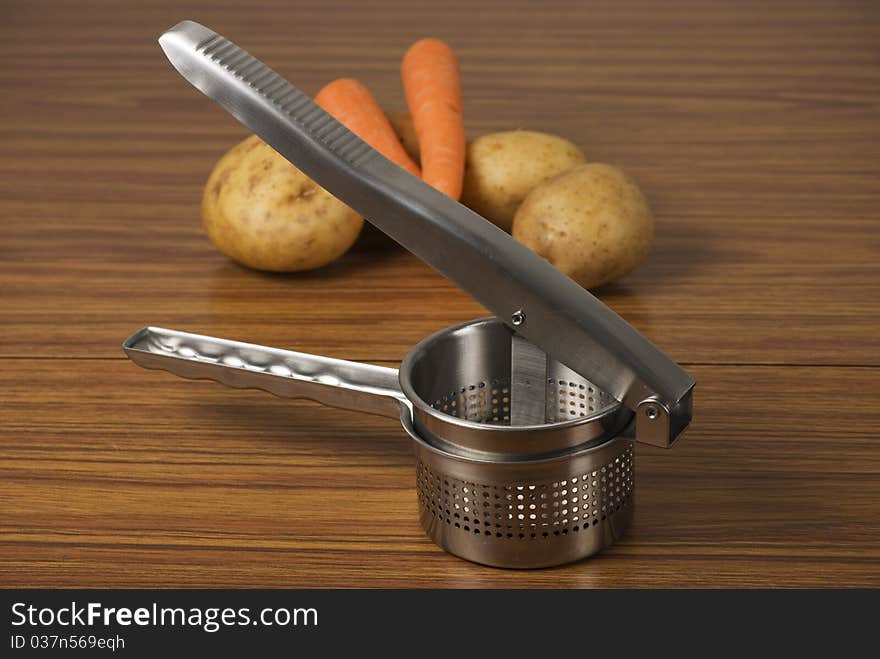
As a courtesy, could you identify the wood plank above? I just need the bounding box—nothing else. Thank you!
[1,359,877,587]
[1,0,878,363]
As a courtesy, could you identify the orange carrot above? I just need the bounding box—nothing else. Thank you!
[316,78,421,178]
[401,38,465,200]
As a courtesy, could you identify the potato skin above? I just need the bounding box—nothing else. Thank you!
[384,110,420,164]
[461,131,585,231]
[202,136,363,272]
[512,163,653,289]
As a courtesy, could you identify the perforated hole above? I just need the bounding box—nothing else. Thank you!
[432,377,615,426]
[416,446,635,541]
[550,378,598,421]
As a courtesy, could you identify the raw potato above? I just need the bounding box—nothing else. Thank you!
[202,135,363,272]
[512,163,653,289]
[385,110,421,164]
[461,130,585,231]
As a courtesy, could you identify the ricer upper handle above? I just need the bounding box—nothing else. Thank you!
[158,20,694,446]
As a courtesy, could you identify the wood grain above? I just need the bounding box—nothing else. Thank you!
[1,0,879,587]
[2,360,878,587]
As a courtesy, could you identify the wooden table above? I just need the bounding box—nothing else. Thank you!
[2,0,878,588]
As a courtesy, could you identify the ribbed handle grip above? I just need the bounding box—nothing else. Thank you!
[123,327,408,420]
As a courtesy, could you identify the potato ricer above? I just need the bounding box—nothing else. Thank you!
[124,20,695,568]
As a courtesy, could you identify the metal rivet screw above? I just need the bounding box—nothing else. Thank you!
[644,406,659,420]
[511,309,525,326]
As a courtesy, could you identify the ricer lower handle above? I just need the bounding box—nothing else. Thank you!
[123,327,409,420]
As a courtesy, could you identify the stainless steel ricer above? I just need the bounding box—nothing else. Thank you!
[124,20,694,568]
